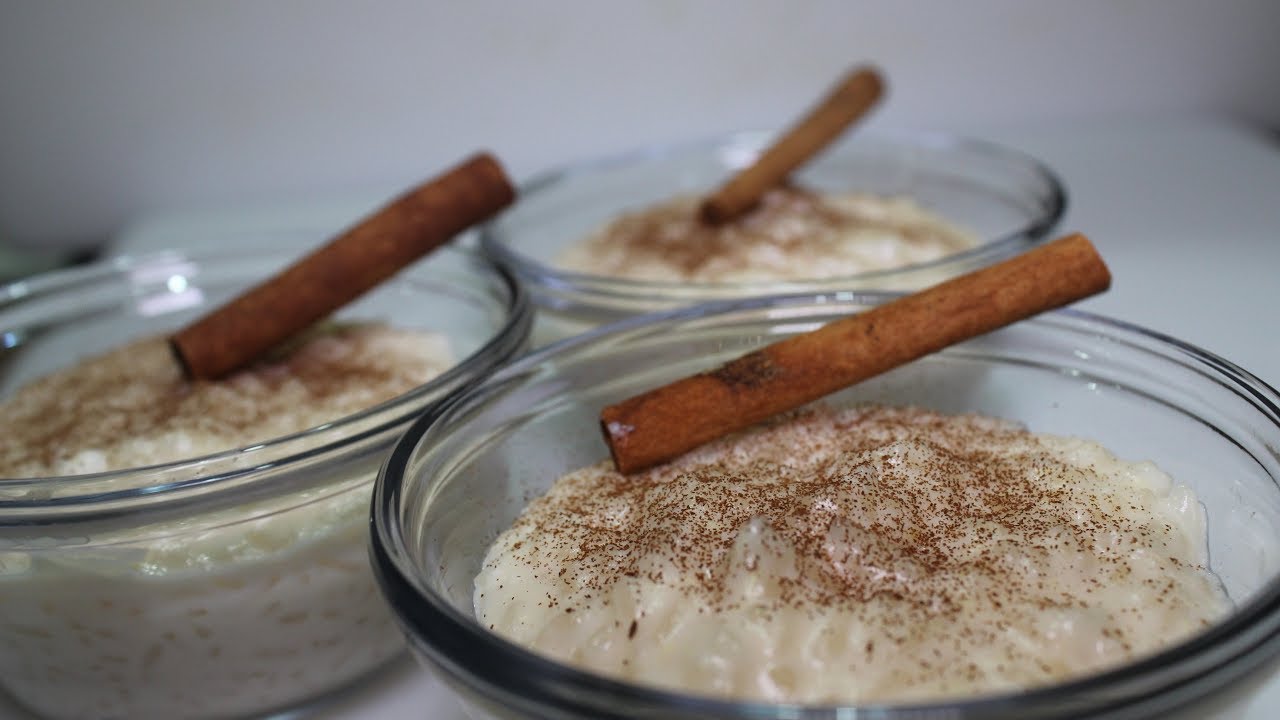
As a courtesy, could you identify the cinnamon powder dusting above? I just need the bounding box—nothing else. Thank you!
[0,324,452,477]
[475,404,1229,703]
[555,186,981,283]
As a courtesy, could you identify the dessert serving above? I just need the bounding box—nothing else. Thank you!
[0,325,454,719]
[371,234,1280,719]
[555,68,979,284]
[481,67,1065,343]
[0,155,531,719]
[476,403,1229,703]
[479,236,1205,701]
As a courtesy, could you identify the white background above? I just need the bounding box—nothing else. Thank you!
[1,0,1278,250]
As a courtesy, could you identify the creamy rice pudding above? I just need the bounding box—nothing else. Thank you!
[476,404,1229,703]
[0,324,453,719]
[556,186,980,283]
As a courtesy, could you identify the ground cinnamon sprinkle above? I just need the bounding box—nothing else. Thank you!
[0,324,452,477]
[620,186,853,274]
[475,404,1230,703]
[509,406,1084,613]
[556,186,980,283]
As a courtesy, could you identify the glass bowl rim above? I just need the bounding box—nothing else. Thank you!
[372,290,1280,718]
[0,242,533,510]
[479,128,1069,298]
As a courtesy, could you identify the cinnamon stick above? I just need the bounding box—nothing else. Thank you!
[699,65,885,225]
[170,152,515,380]
[600,233,1111,474]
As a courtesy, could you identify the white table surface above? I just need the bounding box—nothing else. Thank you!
[4,116,1278,719]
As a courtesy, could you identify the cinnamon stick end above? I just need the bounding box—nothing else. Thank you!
[464,152,518,210]
[1056,233,1112,296]
[168,336,198,380]
[170,324,247,381]
[699,196,753,226]
[599,413,635,474]
[849,65,886,103]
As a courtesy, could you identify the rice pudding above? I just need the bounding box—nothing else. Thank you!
[0,324,453,719]
[475,404,1230,703]
[555,186,980,283]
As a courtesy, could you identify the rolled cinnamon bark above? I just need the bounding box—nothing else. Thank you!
[600,233,1111,474]
[700,66,885,225]
[170,152,515,380]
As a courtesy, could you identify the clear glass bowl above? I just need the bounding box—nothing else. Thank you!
[372,292,1280,720]
[0,239,531,720]
[480,131,1067,344]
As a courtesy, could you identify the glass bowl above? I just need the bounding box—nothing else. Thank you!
[480,130,1067,344]
[371,292,1280,720]
[0,239,531,720]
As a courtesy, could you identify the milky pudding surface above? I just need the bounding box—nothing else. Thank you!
[0,323,452,477]
[475,405,1230,704]
[555,186,980,283]
[0,324,454,720]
